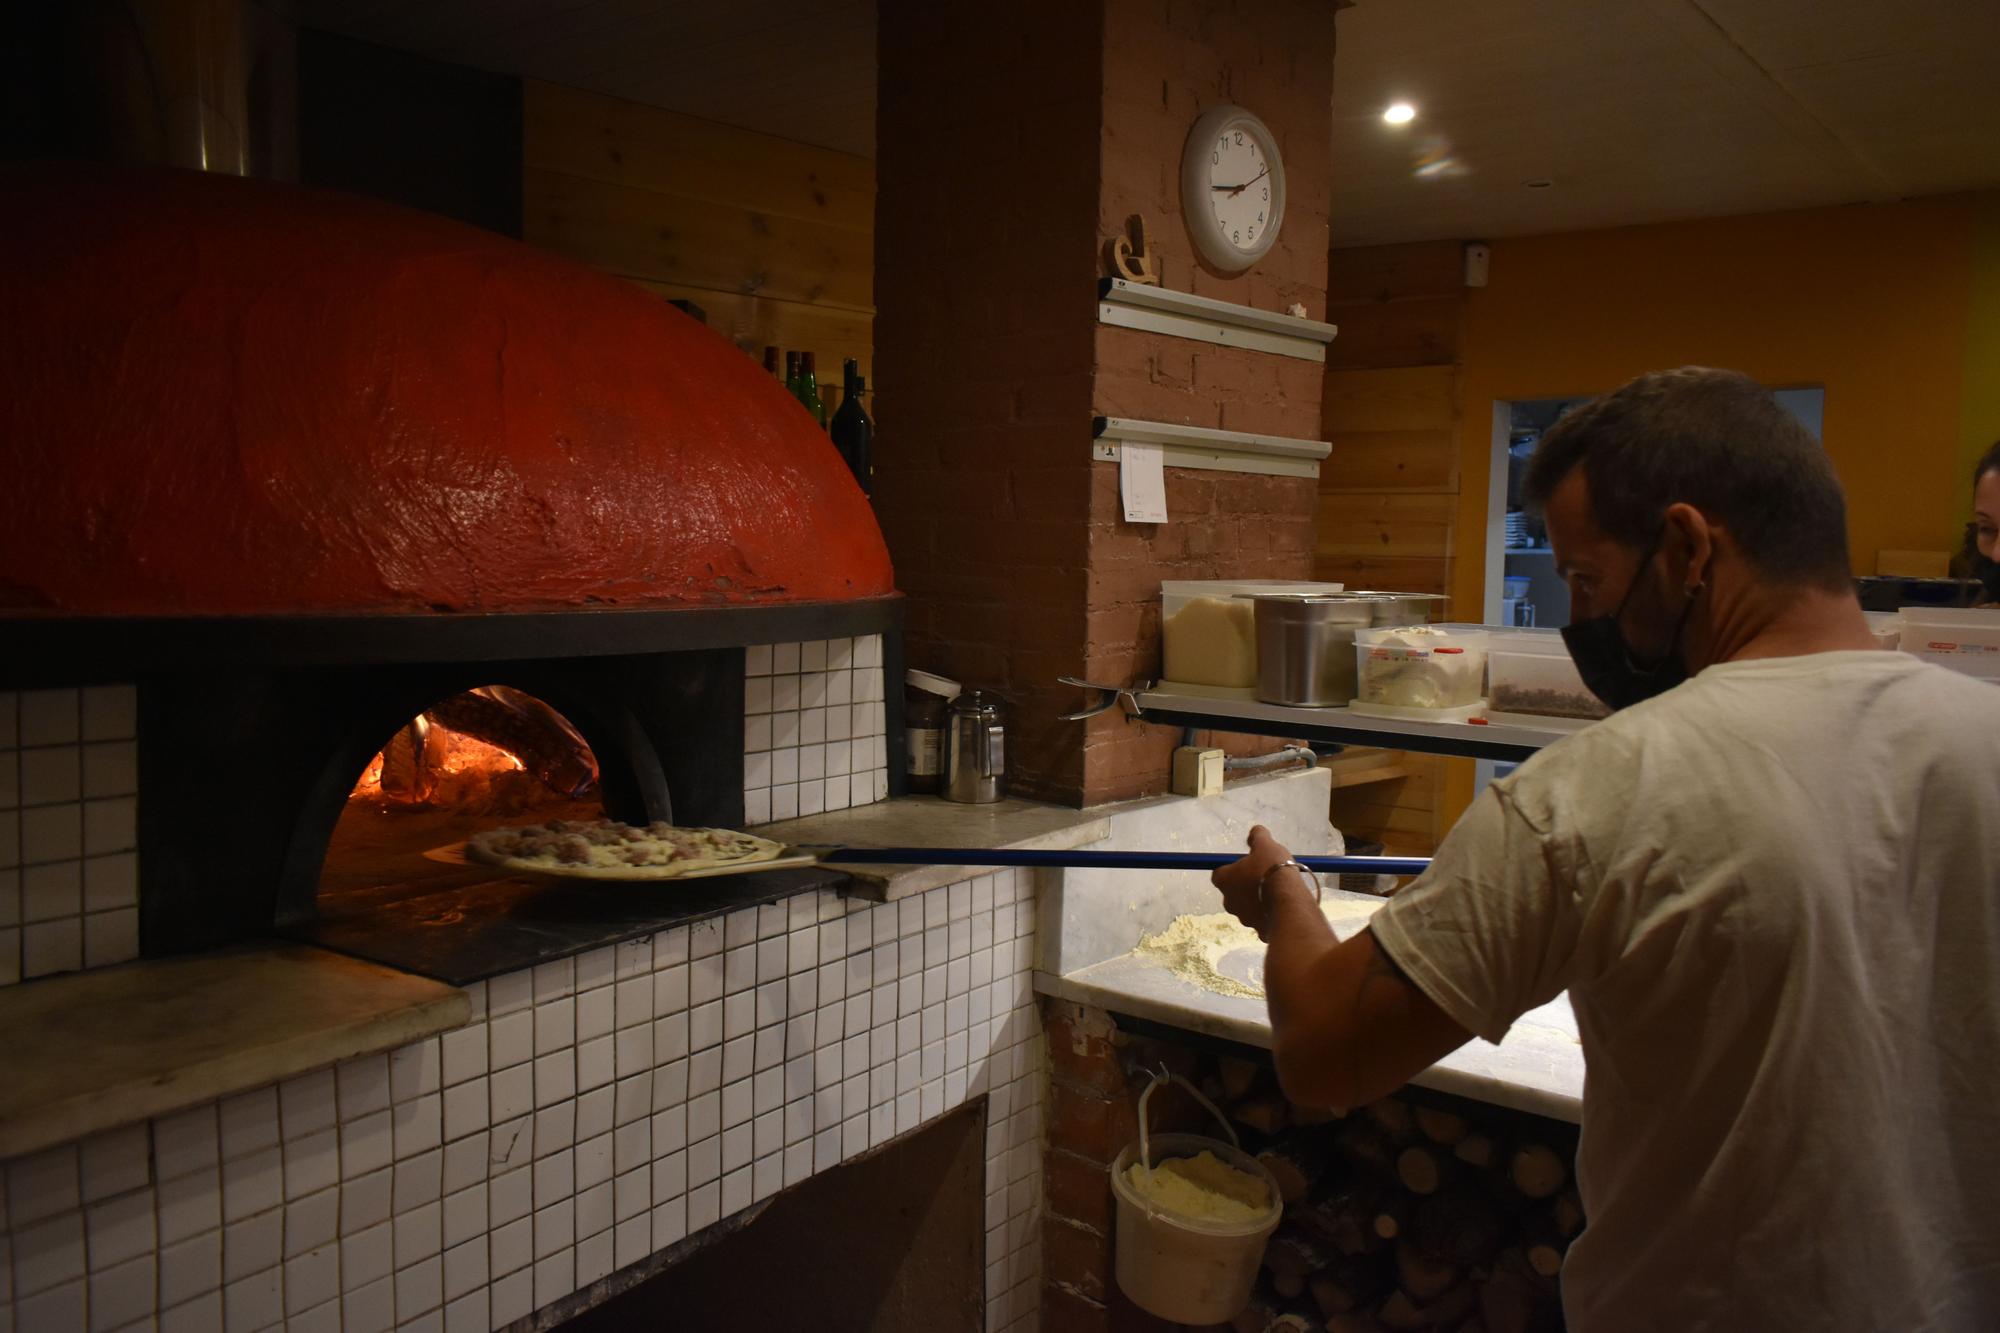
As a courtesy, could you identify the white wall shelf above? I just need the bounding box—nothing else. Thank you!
[1091,416,1331,479]
[1096,278,1338,362]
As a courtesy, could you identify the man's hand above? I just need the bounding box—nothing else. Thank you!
[1212,825,1475,1111]
[1212,825,1296,939]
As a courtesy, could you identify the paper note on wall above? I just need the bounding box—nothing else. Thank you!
[1120,442,1168,523]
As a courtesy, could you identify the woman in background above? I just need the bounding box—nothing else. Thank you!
[1961,441,2000,606]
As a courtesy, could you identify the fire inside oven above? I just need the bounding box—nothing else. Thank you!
[318,684,607,907]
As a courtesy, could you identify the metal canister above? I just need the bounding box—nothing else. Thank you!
[1251,594,1376,707]
[1343,591,1449,626]
[943,691,1007,803]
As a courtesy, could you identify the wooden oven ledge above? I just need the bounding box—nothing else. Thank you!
[0,945,469,1160]
[753,796,1113,902]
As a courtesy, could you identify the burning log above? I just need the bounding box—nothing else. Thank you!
[427,687,598,796]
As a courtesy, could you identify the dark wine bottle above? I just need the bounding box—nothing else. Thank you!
[763,345,781,378]
[798,352,826,427]
[830,358,873,495]
[784,350,801,400]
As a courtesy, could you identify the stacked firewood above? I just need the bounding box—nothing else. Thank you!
[1211,1059,1582,1333]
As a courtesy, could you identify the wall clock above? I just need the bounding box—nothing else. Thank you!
[1181,105,1286,273]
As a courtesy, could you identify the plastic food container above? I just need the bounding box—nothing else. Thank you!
[1353,625,1490,709]
[1897,607,2000,655]
[1906,651,2000,684]
[1861,612,1902,650]
[1111,1074,1281,1324]
[1343,590,1449,627]
[1486,628,1609,720]
[1160,579,1344,690]
[1899,607,2000,684]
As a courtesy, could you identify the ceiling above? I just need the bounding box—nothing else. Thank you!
[301,0,2000,244]
[1330,0,2000,244]
[300,0,879,158]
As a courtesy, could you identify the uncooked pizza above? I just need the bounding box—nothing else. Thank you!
[465,819,787,880]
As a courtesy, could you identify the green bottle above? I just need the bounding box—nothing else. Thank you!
[798,352,826,427]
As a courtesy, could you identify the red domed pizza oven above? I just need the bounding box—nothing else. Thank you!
[0,163,902,979]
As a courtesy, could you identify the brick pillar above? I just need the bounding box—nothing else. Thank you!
[876,3,1337,807]
[1041,1000,1216,1332]
[874,4,1105,803]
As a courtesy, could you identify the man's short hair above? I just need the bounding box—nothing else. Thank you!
[1523,367,1852,591]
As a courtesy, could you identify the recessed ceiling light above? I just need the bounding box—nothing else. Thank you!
[1383,103,1417,125]
[1523,178,1554,189]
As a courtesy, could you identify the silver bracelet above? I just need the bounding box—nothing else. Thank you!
[1258,858,1322,909]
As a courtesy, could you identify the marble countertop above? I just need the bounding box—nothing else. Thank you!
[1034,889,1585,1124]
[0,945,468,1160]
[754,795,1111,901]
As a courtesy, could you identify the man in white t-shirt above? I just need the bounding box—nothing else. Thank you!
[1215,368,2000,1331]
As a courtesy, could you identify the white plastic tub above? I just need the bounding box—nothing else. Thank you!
[1111,1076,1281,1324]
[1906,648,2000,684]
[1486,627,1608,720]
[1862,612,1903,650]
[1897,607,2000,656]
[1353,625,1489,709]
[1160,579,1344,689]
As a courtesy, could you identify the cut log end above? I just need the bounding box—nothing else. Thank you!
[1396,1145,1444,1196]
[1510,1144,1567,1200]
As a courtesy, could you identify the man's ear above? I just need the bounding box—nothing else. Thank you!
[1662,501,1715,590]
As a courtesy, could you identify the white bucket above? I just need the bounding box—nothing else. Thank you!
[1109,1073,1283,1324]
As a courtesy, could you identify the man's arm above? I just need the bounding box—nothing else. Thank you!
[1216,827,1472,1110]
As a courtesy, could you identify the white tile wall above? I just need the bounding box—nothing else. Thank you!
[0,638,889,991]
[0,872,1045,1333]
[0,687,141,986]
[743,636,889,826]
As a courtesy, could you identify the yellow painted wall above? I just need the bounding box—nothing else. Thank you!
[1959,195,2000,520]
[1450,198,1982,619]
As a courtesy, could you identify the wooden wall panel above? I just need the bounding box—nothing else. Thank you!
[1320,242,1475,852]
[525,81,873,232]
[1321,364,1458,434]
[521,79,874,390]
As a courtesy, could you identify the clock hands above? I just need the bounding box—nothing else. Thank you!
[1211,167,1271,197]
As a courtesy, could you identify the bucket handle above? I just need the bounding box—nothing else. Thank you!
[1138,1064,1239,1171]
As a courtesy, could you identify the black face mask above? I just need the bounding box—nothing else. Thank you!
[1560,526,1702,712]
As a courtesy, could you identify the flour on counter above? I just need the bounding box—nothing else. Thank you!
[1134,897,1391,1000]
[1133,912,1267,998]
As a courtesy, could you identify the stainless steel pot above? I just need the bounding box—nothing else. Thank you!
[1251,594,1376,707]
[1344,591,1450,626]
[943,691,1007,803]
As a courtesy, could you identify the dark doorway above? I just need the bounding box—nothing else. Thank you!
[567,1103,988,1333]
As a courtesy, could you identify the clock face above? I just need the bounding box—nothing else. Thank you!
[1181,106,1285,273]
[1207,125,1273,252]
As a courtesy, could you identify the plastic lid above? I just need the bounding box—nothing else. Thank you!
[905,669,962,699]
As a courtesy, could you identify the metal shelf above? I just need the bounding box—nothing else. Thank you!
[1133,689,1571,762]
[1097,278,1338,362]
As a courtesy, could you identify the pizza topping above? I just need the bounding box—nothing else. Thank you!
[465,818,783,879]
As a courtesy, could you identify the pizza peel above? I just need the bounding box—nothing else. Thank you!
[424,840,1429,883]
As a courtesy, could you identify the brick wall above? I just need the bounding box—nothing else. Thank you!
[1039,1001,1208,1333]
[874,1,1106,802]
[1083,0,1336,803]
[876,0,1337,806]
